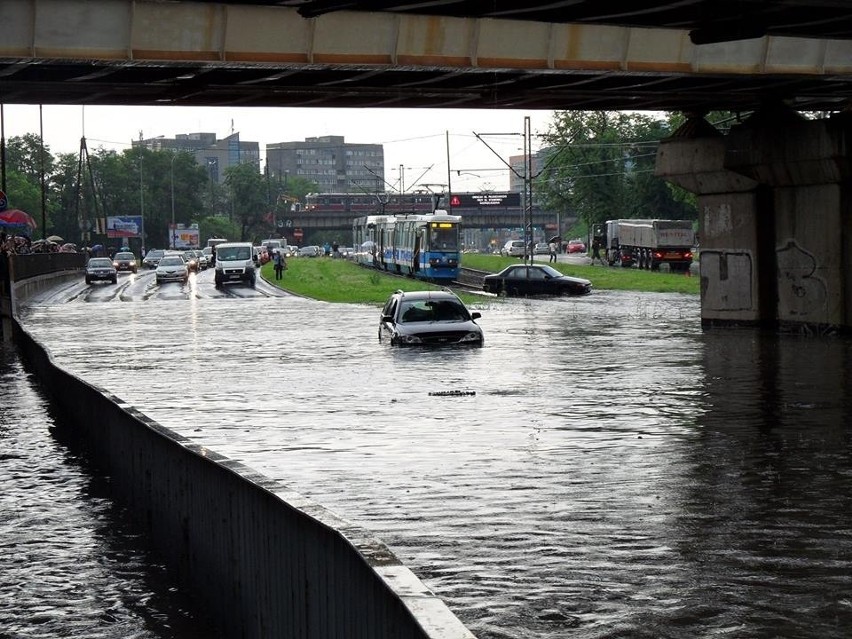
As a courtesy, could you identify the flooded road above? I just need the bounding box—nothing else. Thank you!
[13,266,852,638]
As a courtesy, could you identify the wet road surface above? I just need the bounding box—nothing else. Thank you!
[11,264,852,638]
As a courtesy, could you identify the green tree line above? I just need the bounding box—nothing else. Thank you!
[1,135,317,248]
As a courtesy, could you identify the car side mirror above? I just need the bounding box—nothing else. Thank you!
[471,312,481,320]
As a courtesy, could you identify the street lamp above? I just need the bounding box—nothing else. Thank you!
[170,153,177,250]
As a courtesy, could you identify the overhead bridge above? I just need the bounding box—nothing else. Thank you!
[2,0,852,111]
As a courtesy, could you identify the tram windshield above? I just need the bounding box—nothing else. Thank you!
[429,224,459,250]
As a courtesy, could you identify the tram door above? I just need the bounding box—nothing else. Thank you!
[413,231,422,273]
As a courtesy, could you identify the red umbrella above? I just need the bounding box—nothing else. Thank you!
[0,208,38,230]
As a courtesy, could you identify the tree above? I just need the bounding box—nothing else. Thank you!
[223,162,266,241]
[538,111,696,228]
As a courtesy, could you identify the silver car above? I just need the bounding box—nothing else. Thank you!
[155,255,189,285]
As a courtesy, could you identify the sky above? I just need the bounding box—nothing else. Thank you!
[1,104,557,193]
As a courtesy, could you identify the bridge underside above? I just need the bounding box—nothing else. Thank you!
[1,1,852,111]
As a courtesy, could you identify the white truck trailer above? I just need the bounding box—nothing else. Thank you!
[604,219,696,272]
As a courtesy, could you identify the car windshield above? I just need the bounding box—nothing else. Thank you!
[88,258,112,267]
[147,250,164,258]
[218,246,251,260]
[115,253,134,260]
[399,299,468,323]
[159,257,184,266]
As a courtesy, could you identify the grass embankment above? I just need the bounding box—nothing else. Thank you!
[262,253,699,304]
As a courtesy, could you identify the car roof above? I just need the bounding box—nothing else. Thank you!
[392,289,460,301]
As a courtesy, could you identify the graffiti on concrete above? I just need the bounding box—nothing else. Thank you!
[776,240,826,319]
[700,250,754,311]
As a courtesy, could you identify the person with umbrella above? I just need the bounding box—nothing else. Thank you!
[547,235,560,263]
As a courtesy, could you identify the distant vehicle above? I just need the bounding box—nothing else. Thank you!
[482,264,592,297]
[142,249,165,269]
[533,243,550,255]
[112,251,138,273]
[182,250,201,272]
[601,219,695,272]
[500,240,526,257]
[298,245,322,257]
[206,238,228,249]
[261,239,283,255]
[192,249,209,270]
[85,257,117,285]
[566,239,586,254]
[213,242,256,288]
[379,289,483,347]
[155,255,189,285]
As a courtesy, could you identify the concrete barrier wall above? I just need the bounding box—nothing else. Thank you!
[14,322,475,639]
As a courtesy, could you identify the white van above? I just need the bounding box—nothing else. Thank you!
[213,242,256,288]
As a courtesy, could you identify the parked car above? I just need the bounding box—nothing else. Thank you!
[112,251,138,273]
[533,243,551,255]
[567,239,587,254]
[500,240,526,257]
[378,289,483,346]
[482,264,592,297]
[155,255,189,285]
[84,257,117,284]
[142,249,165,269]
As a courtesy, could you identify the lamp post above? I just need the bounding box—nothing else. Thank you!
[170,153,177,250]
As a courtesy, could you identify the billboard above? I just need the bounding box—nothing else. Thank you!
[106,216,142,238]
[170,224,200,249]
[447,192,520,208]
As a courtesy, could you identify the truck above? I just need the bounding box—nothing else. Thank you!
[595,219,695,272]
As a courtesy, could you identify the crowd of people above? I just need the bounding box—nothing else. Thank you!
[0,232,85,256]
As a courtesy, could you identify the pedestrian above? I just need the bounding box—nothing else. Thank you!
[548,241,558,263]
[591,238,605,265]
[273,250,284,280]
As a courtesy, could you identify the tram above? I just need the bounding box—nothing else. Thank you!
[306,192,435,214]
[352,211,462,281]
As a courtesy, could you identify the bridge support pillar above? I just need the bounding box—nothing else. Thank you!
[657,107,852,333]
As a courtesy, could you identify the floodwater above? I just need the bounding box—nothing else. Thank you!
[0,345,217,638]
[10,267,852,639]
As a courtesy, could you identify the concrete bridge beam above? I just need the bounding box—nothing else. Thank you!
[657,110,852,333]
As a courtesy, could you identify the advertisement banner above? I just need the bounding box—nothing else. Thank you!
[106,216,142,238]
[170,225,200,249]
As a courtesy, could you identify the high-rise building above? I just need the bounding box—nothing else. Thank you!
[266,136,384,194]
[133,132,260,184]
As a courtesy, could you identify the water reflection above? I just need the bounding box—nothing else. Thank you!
[15,287,852,638]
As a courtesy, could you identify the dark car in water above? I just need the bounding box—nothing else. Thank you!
[112,251,138,273]
[482,264,592,297]
[379,289,483,346]
[84,257,117,285]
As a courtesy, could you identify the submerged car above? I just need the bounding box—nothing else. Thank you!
[85,257,117,284]
[482,264,592,297]
[379,289,483,346]
[112,251,138,273]
[155,255,189,285]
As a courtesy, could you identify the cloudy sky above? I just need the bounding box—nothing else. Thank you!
[2,104,557,193]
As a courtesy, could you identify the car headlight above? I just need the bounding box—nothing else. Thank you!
[399,334,422,344]
[459,332,482,343]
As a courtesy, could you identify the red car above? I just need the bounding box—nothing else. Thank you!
[567,240,586,254]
